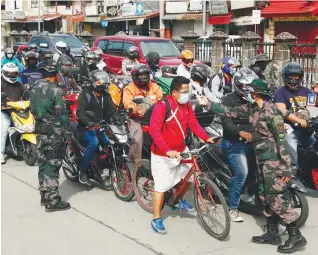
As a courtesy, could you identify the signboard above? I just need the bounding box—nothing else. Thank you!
[252,10,261,24]
[100,20,108,28]
[190,0,202,11]
[106,6,122,17]
[231,0,255,10]
[5,11,15,20]
[122,2,144,16]
[135,2,144,16]
[166,2,188,14]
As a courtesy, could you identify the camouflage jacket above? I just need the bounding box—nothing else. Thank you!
[264,63,283,91]
[30,79,69,131]
[208,101,291,170]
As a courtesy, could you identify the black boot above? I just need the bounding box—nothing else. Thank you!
[252,216,282,245]
[45,196,71,212]
[40,192,45,206]
[277,223,307,253]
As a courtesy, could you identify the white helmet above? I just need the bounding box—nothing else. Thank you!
[55,41,67,55]
[2,63,19,83]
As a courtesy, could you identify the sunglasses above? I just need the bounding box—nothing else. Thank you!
[182,58,194,64]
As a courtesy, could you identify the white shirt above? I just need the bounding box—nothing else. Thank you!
[176,64,191,79]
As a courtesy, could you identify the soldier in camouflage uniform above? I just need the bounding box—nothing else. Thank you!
[199,79,307,253]
[249,54,283,92]
[29,62,71,212]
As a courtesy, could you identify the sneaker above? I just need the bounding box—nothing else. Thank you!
[229,209,244,222]
[151,218,167,234]
[1,153,6,164]
[173,200,196,214]
[79,170,88,184]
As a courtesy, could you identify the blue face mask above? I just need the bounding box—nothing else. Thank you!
[177,93,189,105]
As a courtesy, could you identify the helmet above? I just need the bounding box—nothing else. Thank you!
[93,47,103,62]
[40,49,54,63]
[146,52,161,70]
[233,67,257,82]
[282,62,304,91]
[180,50,194,67]
[55,41,67,55]
[245,79,272,97]
[25,51,39,67]
[249,54,271,75]
[29,44,38,52]
[37,61,57,78]
[1,63,19,83]
[57,55,73,74]
[234,74,259,100]
[125,46,139,59]
[90,70,110,91]
[4,48,14,60]
[65,45,71,56]
[18,45,29,55]
[220,57,241,76]
[85,51,98,65]
[131,64,151,87]
[191,64,214,85]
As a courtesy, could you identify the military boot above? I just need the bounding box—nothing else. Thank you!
[40,192,45,206]
[277,223,307,253]
[252,216,282,245]
[45,196,71,212]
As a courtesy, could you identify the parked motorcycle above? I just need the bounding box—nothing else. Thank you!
[62,110,135,202]
[1,93,37,166]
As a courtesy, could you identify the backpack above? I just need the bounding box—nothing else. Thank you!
[207,73,223,92]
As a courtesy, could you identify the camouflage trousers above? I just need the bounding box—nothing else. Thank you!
[258,159,297,224]
[37,133,66,206]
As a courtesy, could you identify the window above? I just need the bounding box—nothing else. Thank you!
[38,37,50,46]
[29,37,41,46]
[31,0,38,8]
[48,1,72,7]
[122,42,136,56]
[106,41,123,56]
[49,35,84,48]
[139,40,180,57]
[98,39,109,53]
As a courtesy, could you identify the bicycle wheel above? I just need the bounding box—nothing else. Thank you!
[194,177,231,240]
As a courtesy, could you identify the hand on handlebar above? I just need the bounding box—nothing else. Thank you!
[206,137,220,144]
[298,119,308,128]
[239,131,252,143]
[166,150,181,159]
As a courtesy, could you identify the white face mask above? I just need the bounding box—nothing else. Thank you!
[177,93,190,105]
[230,68,237,76]
[246,93,255,104]
[7,54,13,59]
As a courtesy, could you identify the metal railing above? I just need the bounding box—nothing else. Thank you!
[195,39,212,65]
[254,41,276,60]
[223,41,242,61]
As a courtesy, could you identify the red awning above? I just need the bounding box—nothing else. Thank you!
[72,15,85,22]
[261,0,318,17]
[208,13,232,25]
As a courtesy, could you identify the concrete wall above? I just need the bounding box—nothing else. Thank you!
[171,20,213,37]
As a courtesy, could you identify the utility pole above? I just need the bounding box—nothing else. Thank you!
[159,0,165,38]
[38,0,41,32]
[202,0,206,36]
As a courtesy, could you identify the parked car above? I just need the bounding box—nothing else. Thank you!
[91,35,201,74]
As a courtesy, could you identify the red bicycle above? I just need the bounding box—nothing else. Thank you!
[132,143,231,240]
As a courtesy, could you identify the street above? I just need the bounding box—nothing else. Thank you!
[2,155,318,255]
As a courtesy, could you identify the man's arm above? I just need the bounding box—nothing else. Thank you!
[205,101,249,119]
[123,86,139,116]
[122,59,128,75]
[76,92,91,126]
[275,102,307,128]
[211,76,224,102]
[187,104,210,142]
[53,89,69,129]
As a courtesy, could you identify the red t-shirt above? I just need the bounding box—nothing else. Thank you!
[149,95,210,156]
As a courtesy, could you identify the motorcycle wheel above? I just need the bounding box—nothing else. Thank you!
[111,161,135,202]
[62,145,78,182]
[280,190,309,228]
[22,142,37,166]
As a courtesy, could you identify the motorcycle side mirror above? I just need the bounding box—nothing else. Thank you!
[132,97,144,104]
[85,111,95,118]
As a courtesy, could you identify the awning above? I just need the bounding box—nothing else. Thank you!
[27,14,62,23]
[231,16,265,26]
[208,13,232,25]
[261,0,318,17]
[162,13,203,20]
[43,15,62,21]
[72,15,85,23]
[104,11,159,22]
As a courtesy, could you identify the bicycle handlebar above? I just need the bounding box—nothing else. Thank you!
[180,144,209,159]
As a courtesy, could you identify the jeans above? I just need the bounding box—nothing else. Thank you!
[285,128,316,165]
[221,139,253,209]
[1,112,11,154]
[81,129,109,172]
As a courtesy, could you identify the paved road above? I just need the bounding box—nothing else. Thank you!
[2,157,318,255]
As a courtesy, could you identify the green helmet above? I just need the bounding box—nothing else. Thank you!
[246,79,272,97]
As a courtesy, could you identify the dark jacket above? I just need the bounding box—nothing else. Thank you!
[221,92,252,142]
[1,77,24,102]
[55,72,78,95]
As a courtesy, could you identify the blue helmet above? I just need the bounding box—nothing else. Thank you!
[220,57,241,76]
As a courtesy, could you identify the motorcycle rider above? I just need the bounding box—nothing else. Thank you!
[210,57,241,103]
[221,69,258,222]
[38,49,54,65]
[15,45,29,65]
[273,62,317,166]
[1,48,24,73]
[199,79,307,254]
[29,61,71,212]
[76,70,117,184]
[1,63,25,164]
[94,47,107,71]
[249,54,283,91]
[146,52,161,78]
[20,51,42,86]
[176,50,194,79]
[190,64,214,100]
[122,46,140,75]
[53,41,68,64]
[55,55,78,94]
[65,45,74,62]
[29,44,38,53]
[123,64,163,164]
[80,51,99,79]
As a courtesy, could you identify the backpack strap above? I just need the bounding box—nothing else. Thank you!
[162,98,171,121]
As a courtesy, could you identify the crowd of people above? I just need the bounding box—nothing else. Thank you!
[1,41,318,254]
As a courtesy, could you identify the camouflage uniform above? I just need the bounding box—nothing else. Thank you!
[209,101,296,224]
[264,63,283,92]
[29,79,69,206]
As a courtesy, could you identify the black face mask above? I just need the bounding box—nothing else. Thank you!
[252,66,262,75]
[28,63,37,69]
[94,84,106,92]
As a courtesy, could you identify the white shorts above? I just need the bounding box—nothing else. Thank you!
[151,148,193,193]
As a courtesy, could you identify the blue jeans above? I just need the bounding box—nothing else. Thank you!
[81,129,109,172]
[1,112,11,154]
[221,139,253,209]
[285,128,316,165]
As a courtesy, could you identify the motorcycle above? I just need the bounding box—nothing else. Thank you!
[62,110,135,202]
[1,92,37,166]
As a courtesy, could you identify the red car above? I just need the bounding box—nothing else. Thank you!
[91,36,199,74]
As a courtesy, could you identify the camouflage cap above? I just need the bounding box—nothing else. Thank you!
[249,54,271,66]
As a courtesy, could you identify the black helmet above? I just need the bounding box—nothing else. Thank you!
[4,48,14,59]
[249,54,271,75]
[282,62,304,91]
[37,61,57,78]
[146,52,161,70]
[191,64,213,85]
[131,64,151,87]
[40,49,54,63]
[85,51,98,65]
[65,45,71,55]
[29,44,38,52]
[125,46,139,59]
[25,51,39,67]
[57,55,73,74]
[234,74,259,100]
[90,70,110,92]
